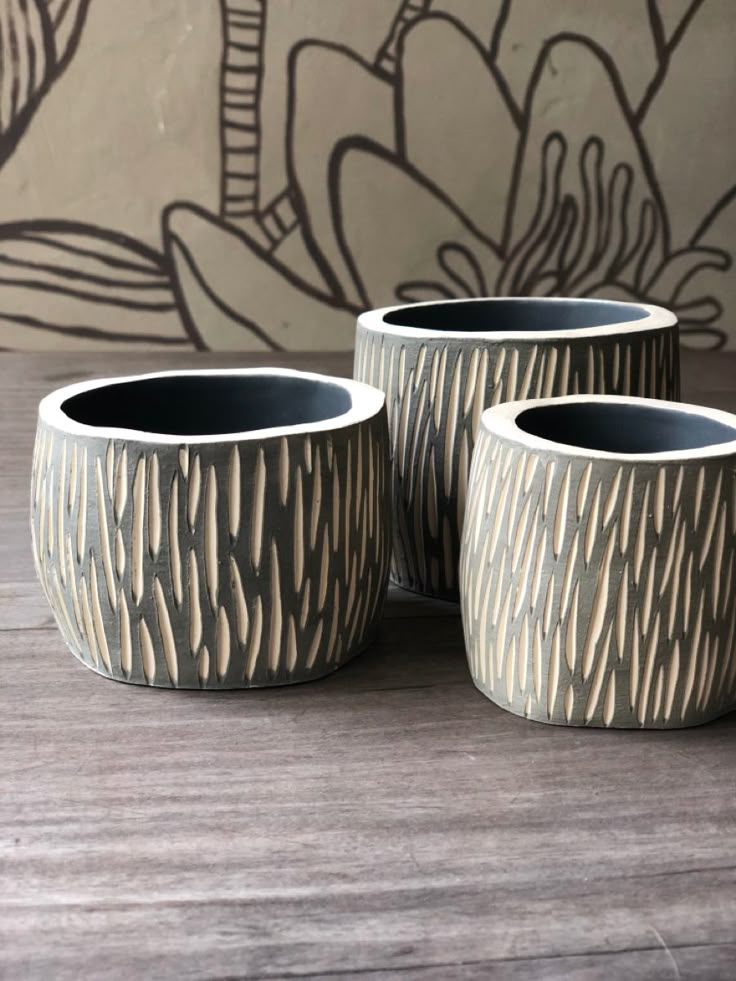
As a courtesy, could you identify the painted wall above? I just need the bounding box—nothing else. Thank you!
[0,1,733,351]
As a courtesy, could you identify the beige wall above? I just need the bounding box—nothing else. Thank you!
[1,0,733,351]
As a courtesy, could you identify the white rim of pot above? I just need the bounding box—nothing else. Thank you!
[39,367,386,445]
[358,296,677,342]
[482,395,736,463]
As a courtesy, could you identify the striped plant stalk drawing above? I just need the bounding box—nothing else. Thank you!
[219,0,266,224]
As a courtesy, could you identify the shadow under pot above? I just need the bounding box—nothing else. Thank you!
[31,369,391,689]
[355,297,680,601]
[460,395,736,729]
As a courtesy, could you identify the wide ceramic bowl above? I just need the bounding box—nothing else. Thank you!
[31,368,391,688]
[460,394,736,728]
[355,297,680,600]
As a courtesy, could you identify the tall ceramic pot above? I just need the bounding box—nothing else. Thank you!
[355,297,680,601]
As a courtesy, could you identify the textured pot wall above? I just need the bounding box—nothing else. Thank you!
[355,319,679,599]
[31,415,391,687]
[460,418,736,728]
[0,1,733,351]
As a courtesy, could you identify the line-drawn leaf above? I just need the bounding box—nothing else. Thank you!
[0,220,190,349]
[0,1,91,167]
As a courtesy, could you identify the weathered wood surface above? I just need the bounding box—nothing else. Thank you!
[2,350,736,980]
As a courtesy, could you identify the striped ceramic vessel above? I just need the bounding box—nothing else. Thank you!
[460,395,736,728]
[355,298,680,601]
[31,369,391,688]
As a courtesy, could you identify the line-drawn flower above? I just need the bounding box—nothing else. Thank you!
[164,7,732,349]
[0,0,732,350]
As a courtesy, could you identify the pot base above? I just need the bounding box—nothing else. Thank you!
[59,627,381,690]
[471,677,735,729]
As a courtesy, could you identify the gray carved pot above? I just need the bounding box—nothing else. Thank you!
[31,369,391,689]
[355,297,680,601]
[460,395,736,728]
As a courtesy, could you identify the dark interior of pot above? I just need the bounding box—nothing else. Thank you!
[516,402,736,453]
[61,374,353,436]
[382,298,649,332]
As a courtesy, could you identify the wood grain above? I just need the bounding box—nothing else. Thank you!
[2,349,736,980]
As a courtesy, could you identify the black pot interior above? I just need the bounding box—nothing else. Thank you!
[61,374,353,436]
[382,298,649,332]
[516,402,736,453]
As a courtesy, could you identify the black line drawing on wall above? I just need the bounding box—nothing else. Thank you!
[0,0,733,350]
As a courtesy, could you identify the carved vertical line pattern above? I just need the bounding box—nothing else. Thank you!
[553,464,570,559]
[576,462,592,519]
[547,626,560,718]
[216,606,230,682]
[66,537,83,634]
[345,441,353,574]
[105,442,115,499]
[148,452,161,559]
[300,579,311,630]
[153,576,178,686]
[317,529,331,613]
[138,616,155,685]
[268,540,282,673]
[76,446,87,562]
[293,466,304,591]
[246,595,263,680]
[198,646,210,687]
[78,573,99,667]
[287,616,298,673]
[699,471,723,569]
[693,466,705,528]
[187,453,201,531]
[131,456,145,605]
[584,484,601,565]
[585,624,612,723]
[251,448,266,572]
[230,556,249,647]
[310,446,322,549]
[115,529,126,580]
[46,465,55,558]
[169,474,182,607]
[68,440,78,515]
[332,466,340,551]
[279,437,289,507]
[34,429,46,508]
[461,428,736,727]
[633,482,650,585]
[57,440,66,582]
[188,549,202,654]
[119,590,132,678]
[559,530,579,618]
[114,446,127,522]
[51,568,79,651]
[95,458,116,611]
[37,405,389,689]
[228,445,240,541]
[306,620,323,670]
[205,464,219,611]
[582,527,617,681]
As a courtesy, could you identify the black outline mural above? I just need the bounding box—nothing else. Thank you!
[0,0,732,350]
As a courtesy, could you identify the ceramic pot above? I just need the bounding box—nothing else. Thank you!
[355,297,680,601]
[31,368,391,689]
[460,394,736,728]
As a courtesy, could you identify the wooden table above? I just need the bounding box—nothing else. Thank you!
[2,349,736,981]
